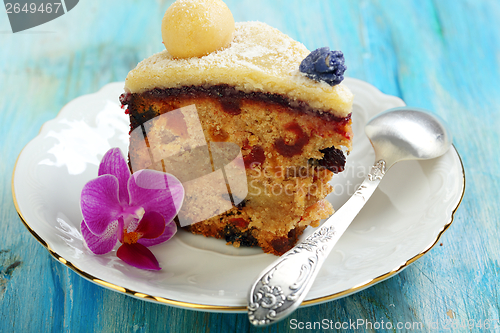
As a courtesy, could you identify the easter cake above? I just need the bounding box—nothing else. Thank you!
[120,0,353,255]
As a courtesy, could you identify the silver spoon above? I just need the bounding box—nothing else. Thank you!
[248,107,452,326]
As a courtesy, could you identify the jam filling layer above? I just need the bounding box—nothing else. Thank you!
[120,84,352,134]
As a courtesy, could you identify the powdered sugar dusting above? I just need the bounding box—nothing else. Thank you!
[125,22,353,117]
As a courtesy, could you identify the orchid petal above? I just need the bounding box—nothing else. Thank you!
[81,219,121,254]
[138,219,177,247]
[118,217,125,243]
[81,174,122,235]
[128,170,184,224]
[98,148,131,205]
[135,211,165,239]
[116,243,161,270]
[125,217,140,233]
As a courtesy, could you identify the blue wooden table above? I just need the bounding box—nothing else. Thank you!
[1,0,498,332]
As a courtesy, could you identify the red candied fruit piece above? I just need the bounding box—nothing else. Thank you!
[274,122,310,158]
[230,218,249,229]
[243,145,266,168]
[220,96,241,115]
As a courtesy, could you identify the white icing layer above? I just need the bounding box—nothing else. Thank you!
[125,22,353,117]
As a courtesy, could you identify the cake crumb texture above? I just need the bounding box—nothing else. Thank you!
[125,87,350,255]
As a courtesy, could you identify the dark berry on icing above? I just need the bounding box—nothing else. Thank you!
[318,146,346,173]
[299,47,346,86]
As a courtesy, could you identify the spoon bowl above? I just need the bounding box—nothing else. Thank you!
[365,107,452,168]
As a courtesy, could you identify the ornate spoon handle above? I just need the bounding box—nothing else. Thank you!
[248,160,387,327]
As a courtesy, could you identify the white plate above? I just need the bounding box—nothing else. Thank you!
[12,78,465,312]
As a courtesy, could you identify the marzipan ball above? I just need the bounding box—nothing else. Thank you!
[162,0,235,58]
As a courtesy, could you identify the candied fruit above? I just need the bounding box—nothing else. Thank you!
[299,47,346,86]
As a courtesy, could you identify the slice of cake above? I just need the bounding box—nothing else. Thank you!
[120,0,353,255]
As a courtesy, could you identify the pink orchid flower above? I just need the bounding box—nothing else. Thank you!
[80,148,184,270]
